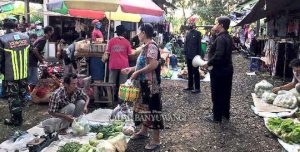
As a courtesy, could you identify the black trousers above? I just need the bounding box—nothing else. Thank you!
[187,59,200,90]
[210,66,233,121]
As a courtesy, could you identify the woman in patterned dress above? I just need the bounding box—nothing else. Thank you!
[121,23,163,150]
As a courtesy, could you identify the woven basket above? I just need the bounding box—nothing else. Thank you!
[118,84,140,102]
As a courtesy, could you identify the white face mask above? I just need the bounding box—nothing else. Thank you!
[36,25,42,30]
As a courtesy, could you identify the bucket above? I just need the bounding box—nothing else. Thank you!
[249,57,261,72]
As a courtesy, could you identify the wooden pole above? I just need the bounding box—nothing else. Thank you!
[24,0,30,23]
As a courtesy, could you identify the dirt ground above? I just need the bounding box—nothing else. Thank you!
[0,53,287,152]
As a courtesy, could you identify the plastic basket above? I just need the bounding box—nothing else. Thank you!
[118,84,140,102]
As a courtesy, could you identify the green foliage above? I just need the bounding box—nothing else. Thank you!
[193,0,228,25]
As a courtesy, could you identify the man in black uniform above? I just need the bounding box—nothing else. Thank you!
[0,16,30,126]
[202,16,233,123]
[183,22,202,93]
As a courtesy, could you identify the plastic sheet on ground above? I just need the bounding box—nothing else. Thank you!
[0,108,115,152]
[82,108,113,125]
[251,105,298,118]
[278,139,300,152]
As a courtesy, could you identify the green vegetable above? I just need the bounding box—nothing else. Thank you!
[89,139,100,147]
[267,118,300,144]
[58,142,82,152]
[90,121,124,139]
[78,144,93,152]
[114,125,123,132]
[96,132,104,140]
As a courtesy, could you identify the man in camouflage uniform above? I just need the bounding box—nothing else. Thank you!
[0,16,30,126]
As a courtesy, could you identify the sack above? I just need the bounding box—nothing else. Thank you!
[75,40,90,52]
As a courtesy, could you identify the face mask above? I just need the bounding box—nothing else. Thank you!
[36,25,42,30]
[96,23,101,29]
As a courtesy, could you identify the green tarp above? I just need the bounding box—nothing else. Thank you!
[0,3,14,13]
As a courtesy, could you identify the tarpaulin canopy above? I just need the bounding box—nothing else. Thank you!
[0,2,14,13]
[69,9,105,20]
[235,0,300,26]
[105,7,141,22]
[64,0,119,12]
[120,0,164,16]
[47,0,165,22]
[141,14,165,23]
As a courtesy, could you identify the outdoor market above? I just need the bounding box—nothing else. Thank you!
[0,0,299,152]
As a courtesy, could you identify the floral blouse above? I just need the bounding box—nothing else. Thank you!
[135,41,160,95]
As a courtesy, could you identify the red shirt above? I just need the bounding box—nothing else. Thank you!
[91,29,103,41]
[107,37,132,70]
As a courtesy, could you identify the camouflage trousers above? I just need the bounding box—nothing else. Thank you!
[4,79,29,115]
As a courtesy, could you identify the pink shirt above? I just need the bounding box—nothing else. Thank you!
[91,29,103,41]
[107,37,132,70]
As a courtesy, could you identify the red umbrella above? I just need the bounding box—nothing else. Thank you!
[120,0,164,16]
[68,9,106,19]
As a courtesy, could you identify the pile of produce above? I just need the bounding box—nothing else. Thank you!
[267,118,300,144]
[90,121,124,139]
[58,132,127,152]
[254,80,273,97]
[254,80,300,109]
[273,93,298,109]
[261,92,277,104]
[57,142,82,152]
[161,68,173,79]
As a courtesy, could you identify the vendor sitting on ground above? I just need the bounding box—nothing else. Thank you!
[48,73,89,134]
[272,59,300,93]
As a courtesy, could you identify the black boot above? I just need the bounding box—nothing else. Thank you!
[4,113,23,126]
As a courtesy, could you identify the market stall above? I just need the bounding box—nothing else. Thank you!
[0,107,135,152]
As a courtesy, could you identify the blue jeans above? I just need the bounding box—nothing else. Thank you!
[27,67,38,86]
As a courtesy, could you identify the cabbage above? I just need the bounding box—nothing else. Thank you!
[254,80,273,97]
[96,140,116,152]
[261,92,277,104]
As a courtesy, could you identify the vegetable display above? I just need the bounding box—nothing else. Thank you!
[90,121,125,139]
[57,142,82,152]
[267,118,300,144]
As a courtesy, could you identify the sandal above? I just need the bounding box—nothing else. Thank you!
[130,133,149,140]
[58,129,68,135]
[145,143,160,150]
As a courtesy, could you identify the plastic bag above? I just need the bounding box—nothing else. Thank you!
[254,80,273,97]
[261,92,277,104]
[273,93,298,109]
[71,117,90,136]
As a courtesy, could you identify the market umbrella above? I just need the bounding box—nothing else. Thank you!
[47,1,105,19]
[105,7,141,23]
[120,0,164,16]
[141,14,165,23]
[69,9,105,20]
[64,0,119,12]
